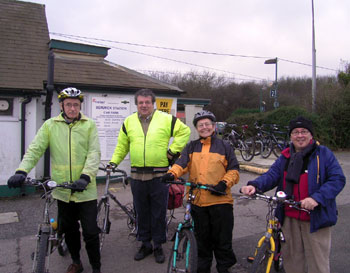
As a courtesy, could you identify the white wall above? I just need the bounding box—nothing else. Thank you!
[185,104,204,141]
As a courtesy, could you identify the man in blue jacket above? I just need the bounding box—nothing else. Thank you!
[241,116,345,273]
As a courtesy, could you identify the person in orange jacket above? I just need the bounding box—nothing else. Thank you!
[161,110,240,273]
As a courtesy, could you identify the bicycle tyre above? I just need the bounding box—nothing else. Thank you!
[260,137,273,159]
[254,139,262,156]
[240,138,255,162]
[272,137,287,158]
[35,232,49,273]
[97,199,109,251]
[167,229,198,273]
[249,241,270,273]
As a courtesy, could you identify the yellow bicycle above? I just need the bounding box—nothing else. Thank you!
[240,191,309,273]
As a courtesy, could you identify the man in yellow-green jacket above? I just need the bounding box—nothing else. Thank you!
[110,88,190,264]
[8,87,101,273]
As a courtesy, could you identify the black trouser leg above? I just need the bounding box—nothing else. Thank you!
[191,205,213,272]
[79,200,101,270]
[58,200,81,262]
[131,177,168,245]
[192,204,236,273]
[58,200,101,270]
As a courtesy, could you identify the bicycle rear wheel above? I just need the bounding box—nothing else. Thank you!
[261,137,273,158]
[272,137,288,158]
[240,138,255,161]
[167,229,198,273]
[249,241,271,273]
[34,232,49,273]
[97,199,110,251]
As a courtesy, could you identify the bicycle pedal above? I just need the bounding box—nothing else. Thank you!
[247,256,255,263]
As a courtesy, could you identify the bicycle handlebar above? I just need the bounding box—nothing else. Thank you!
[24,177,76,190]
[162,178,227,195]
[237,190,310,213]
[99,165,127,177]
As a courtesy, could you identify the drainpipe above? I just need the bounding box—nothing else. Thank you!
[43,49,55,179]
[20,97,32,159]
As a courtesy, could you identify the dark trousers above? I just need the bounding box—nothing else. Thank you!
[130,177,169,245]
[191,204,237,273]
[57,199,101,270]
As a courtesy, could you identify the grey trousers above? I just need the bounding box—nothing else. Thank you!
[281,216,331,273]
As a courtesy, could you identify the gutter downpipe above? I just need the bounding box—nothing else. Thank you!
[44,49,55,179]
[20,97,32,159]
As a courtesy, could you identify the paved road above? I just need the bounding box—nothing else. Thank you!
[0,151,349,273]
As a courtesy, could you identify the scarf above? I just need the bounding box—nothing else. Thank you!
[285,140,317,198]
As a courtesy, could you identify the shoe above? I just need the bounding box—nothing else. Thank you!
[66,263,84,273]
[154,247,165,264]
[134,245,153,261]
[92,269,101,273]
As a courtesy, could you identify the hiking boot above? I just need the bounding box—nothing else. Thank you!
[154,247,165,264]
[134,245,153,261]
[66,263,84,273]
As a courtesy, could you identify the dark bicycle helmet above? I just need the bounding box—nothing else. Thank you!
[58,87,84,102]
[193,110,216,126]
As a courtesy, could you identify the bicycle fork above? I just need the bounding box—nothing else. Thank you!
[254,225,276,273]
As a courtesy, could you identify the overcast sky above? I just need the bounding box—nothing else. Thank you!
[26,0,350,83]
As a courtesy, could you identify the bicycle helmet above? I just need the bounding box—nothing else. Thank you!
[193,110,216,126]
[58,87,84,102]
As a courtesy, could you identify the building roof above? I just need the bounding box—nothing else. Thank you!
[0,0,49,91]
[0,0,182,94]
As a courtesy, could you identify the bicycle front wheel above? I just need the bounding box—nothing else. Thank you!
[97,199,110,252]
[34,232,49,273]
[167,229,198,273]
[249,241,271,273]
[240,138,255,161]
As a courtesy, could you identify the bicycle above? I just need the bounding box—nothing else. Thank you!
[255,124,289,159]
[223,124,255,161]
[237,190,309,273]
[24,177,73,273]
[97,164,136,251]
[163,178,226,273]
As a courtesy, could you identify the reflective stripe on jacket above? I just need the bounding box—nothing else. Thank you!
[110,110,190,168]
[17,113,101,203]
[169,135,240,206]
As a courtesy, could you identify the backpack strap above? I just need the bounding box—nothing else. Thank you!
[170,115,177,137]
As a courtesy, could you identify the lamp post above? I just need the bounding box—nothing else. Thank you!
[311,0,317,112]
[264,57,279,109]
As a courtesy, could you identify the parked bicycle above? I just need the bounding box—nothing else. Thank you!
[223,124,255,161]
[24,177,72,273]
[237,190,309,273]
[97,164,136,251]
[163,178,226,273]
[254,124,289,159]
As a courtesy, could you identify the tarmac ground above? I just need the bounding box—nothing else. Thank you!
[0,151,349,273]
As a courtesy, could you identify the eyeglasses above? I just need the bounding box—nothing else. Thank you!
[197,122,213,129]
[291,130,310,136]
[64,103,80,108]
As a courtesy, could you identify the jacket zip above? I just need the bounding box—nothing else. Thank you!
[69,125,72,182]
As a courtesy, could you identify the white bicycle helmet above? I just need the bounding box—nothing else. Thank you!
[58,87,84,102]
[193,110,216,126]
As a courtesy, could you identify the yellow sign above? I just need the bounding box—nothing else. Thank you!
[156,98,173,114]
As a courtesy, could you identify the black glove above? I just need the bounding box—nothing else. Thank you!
[161,173,175,183]
[211,181,227,196]
[71,174,90,192]
[167,150,180,166]
[7,171,27,188]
